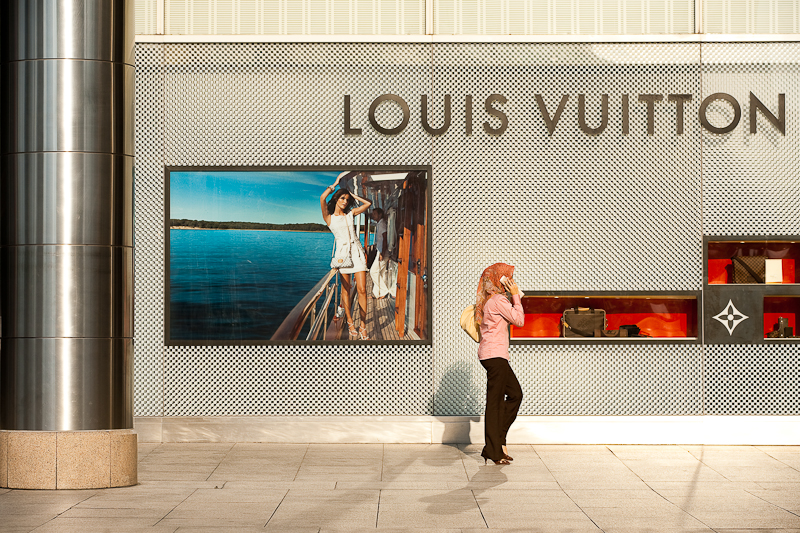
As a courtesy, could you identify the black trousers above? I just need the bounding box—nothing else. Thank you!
[480,357,523,461]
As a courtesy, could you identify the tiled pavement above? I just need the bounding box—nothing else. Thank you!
[1,443,799,532]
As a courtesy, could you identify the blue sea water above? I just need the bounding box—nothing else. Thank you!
[169,229,335,341]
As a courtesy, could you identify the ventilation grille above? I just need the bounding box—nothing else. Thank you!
[135,0,159,35]
[163,0,426,35]
[703,0,800,33]
[433,0,695,35]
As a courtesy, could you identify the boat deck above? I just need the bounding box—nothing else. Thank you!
[328,275,421,341]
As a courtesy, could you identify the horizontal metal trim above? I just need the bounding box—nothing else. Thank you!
[704,234,800,242]
[519,290,700,296]
[510,339,701,345]
[133,415,800,444]
[135,33,800,44]
[2,337,134,340]
[0,244,134,248]
[1,58,133,65]
[3,152,135,156]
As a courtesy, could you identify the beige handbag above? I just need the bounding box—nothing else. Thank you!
[459,305,481,343]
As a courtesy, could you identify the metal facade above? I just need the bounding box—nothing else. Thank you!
[702,43,800,236]
[134,42,799,418]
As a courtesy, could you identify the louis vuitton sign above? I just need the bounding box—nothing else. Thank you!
[343,92,785,137]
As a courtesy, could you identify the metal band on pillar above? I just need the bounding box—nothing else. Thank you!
[0,0,136,489]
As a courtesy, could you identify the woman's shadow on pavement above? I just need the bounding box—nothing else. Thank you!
[419,361,509,514]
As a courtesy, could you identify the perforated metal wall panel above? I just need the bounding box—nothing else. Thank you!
[134,43,166,416]
[134,41,799,419]
[705,344,800,414]
[702,43,800,236]
[164,345,433,415]
[163,43,432,166]
[435,345,703,416]
[136,43,433,416]
[430,43,703,415]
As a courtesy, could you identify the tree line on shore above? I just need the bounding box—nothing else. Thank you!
[169,219,328,232]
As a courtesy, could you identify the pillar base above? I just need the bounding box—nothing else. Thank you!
[0,429,137,489]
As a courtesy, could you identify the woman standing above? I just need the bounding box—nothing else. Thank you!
[368,208,390,300]
[320,176,372,340]
[475,263,524,465]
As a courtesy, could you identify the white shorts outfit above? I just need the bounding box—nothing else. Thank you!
[369,218,391,297]
[327,212,368,274]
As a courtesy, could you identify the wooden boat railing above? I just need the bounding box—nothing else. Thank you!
[271,269,340,341]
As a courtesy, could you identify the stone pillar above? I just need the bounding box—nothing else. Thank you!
[0,0,136,489]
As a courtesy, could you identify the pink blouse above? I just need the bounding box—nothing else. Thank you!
[478,293,524,361]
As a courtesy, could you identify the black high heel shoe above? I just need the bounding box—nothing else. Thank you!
[481,451,511,465]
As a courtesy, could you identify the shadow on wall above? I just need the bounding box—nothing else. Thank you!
[435,361,483,442]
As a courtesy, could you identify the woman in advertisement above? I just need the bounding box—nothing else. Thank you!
[475,263,524,465]
[320,176,372,340]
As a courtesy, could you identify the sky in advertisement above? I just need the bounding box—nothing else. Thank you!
[170,170,341,224]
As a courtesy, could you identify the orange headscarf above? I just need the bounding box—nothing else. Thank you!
[475,263,515,324]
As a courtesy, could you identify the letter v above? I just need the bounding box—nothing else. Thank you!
[535,94,569,136]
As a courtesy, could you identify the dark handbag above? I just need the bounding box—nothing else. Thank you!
[766,318,792,339]
[562,308,606,337]
[731,256,766,283]
[620,324,642,337]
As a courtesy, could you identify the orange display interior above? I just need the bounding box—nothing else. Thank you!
[707,241,799,284]
[511,296,697,339]
[763,296,800,337]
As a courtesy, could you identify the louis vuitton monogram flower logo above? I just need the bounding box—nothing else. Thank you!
[713,299,749,336]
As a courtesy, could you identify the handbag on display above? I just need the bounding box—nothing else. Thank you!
[330,242,353,269]
[459,304,481,343]
[619,324,643,337]
[768,317,794,338]
[561,307,606,337]
[731,255,766,283]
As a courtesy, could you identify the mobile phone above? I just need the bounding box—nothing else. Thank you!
[500,275,523,297]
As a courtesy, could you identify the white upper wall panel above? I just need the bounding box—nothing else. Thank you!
[136,0,159,34]
[434,0,695,35]
[136,0,800,36]
[138,0,427,35]
[703,0,800,33]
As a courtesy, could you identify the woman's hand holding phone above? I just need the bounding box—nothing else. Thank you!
[500,276,520,296]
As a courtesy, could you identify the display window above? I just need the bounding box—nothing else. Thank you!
[165,167,431,345]
[707,239,800,285]
[763,296,800,339]
[703,236,800,344]
[510,292,699,341]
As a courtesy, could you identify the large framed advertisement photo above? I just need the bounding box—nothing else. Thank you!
[165,167,432,345]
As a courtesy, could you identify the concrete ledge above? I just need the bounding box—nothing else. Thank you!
[134,415,800,445]
[0,430,137,490]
